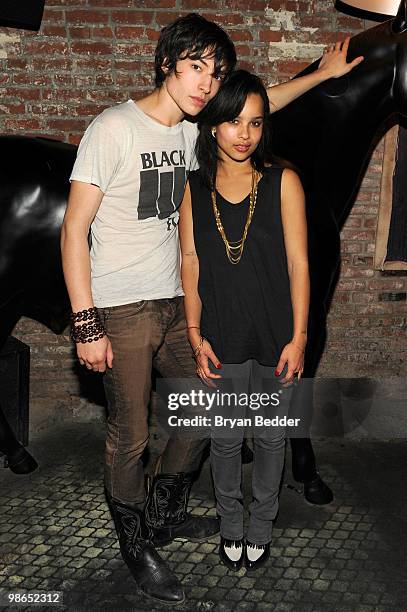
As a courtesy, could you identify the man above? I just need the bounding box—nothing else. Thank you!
[61,13,363,604]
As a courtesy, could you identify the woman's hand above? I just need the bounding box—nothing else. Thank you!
[189,331,222,387]
[275,341,305,384]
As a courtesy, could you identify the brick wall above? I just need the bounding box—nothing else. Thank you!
[0,1,405,427]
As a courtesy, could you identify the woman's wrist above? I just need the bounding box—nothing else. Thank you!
[187,326,201,345]
[291,334,307,351]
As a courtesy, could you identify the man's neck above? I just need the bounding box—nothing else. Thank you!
[135,85,184,127]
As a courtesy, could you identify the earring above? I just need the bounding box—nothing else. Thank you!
[211,128,216,138]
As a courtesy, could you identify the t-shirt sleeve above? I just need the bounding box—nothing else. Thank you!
[70,117,122,193]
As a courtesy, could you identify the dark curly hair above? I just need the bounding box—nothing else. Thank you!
[155,13,236,88]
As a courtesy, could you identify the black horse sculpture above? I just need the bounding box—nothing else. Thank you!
[0,138,74,474]
[1,4,406,487]
[270,0,407,489]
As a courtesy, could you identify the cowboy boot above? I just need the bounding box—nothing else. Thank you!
[145,472,220,547]
[106,495,184,604]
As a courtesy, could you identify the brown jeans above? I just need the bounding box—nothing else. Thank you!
[98,297,208,507]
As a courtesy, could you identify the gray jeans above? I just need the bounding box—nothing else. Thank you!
[210,360,291,545]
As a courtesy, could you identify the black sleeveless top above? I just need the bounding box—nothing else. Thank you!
[189,166,293,366]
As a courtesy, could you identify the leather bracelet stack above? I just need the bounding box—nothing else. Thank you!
[70,307,106,344]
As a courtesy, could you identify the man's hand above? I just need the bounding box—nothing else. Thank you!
[267,36,364,113]
[77,335,113,373]
[317,37,364,79]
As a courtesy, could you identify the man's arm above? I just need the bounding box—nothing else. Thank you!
[267,38,364,113]
[61,180,113,372]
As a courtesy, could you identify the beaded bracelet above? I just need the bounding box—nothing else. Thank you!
[70,319,106,344]
[70,306,99,324]
[70,308,106,344]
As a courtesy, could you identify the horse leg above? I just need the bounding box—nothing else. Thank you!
[0,299,38,473]
[288,307,333,504]
[0,402,38,473]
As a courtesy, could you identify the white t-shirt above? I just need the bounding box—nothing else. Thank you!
[70,100,199,307]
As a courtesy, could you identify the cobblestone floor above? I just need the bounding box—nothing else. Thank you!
[1,424,407,612]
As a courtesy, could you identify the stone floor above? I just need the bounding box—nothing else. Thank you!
[1,424,407,612]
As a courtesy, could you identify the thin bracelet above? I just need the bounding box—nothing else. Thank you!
[193,336,204,358]
[187,325,200,330]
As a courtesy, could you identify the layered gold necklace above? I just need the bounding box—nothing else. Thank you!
[211,167,261,265]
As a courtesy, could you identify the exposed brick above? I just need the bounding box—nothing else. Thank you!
[40,26,67,37]
[46,119,87,131]
[115,27,145,39]
[91,26,114,39]
[260,31,284,43]
[71,41,113,55]
[352,256,374,267]
[0,103,25,114]
[32,58,73,71]
[115,42,156,56]
[145,29,161,41]
[76,58,112,71]
[154,12,187,27]
[12,74,51,86]
[235,45,252,57]
[369,279,405,291]
[65,10,110,24]
[351,293,375,304]
[227,29,254,42]
[2,0,404,401]
[336,280,367,291]
[24,41,69,56]
[3,87,41,101]
[211,13,244,26]
[111,11,154,25]
[4,118,42,131]
[336,16,365,30]
[341,243,363,254]
[69,27,92,39]
[341,229,376,242]
[6,59,28,70]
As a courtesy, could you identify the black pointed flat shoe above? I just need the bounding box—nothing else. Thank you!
[219,537,244,571]
[245,540,270,572]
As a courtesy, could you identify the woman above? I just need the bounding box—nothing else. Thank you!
[179,70,309,571]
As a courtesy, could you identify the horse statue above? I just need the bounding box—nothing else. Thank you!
[271,0,407,497]
[1,4,406,491]
[0,138,74,473]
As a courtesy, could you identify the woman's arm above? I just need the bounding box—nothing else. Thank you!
[179,182,221,383]
[276,168,310,381]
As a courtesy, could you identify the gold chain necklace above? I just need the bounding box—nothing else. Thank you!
[211,168,261,265]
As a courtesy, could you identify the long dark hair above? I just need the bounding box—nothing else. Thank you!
[155,13,236,87]
[196,69,274,189]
